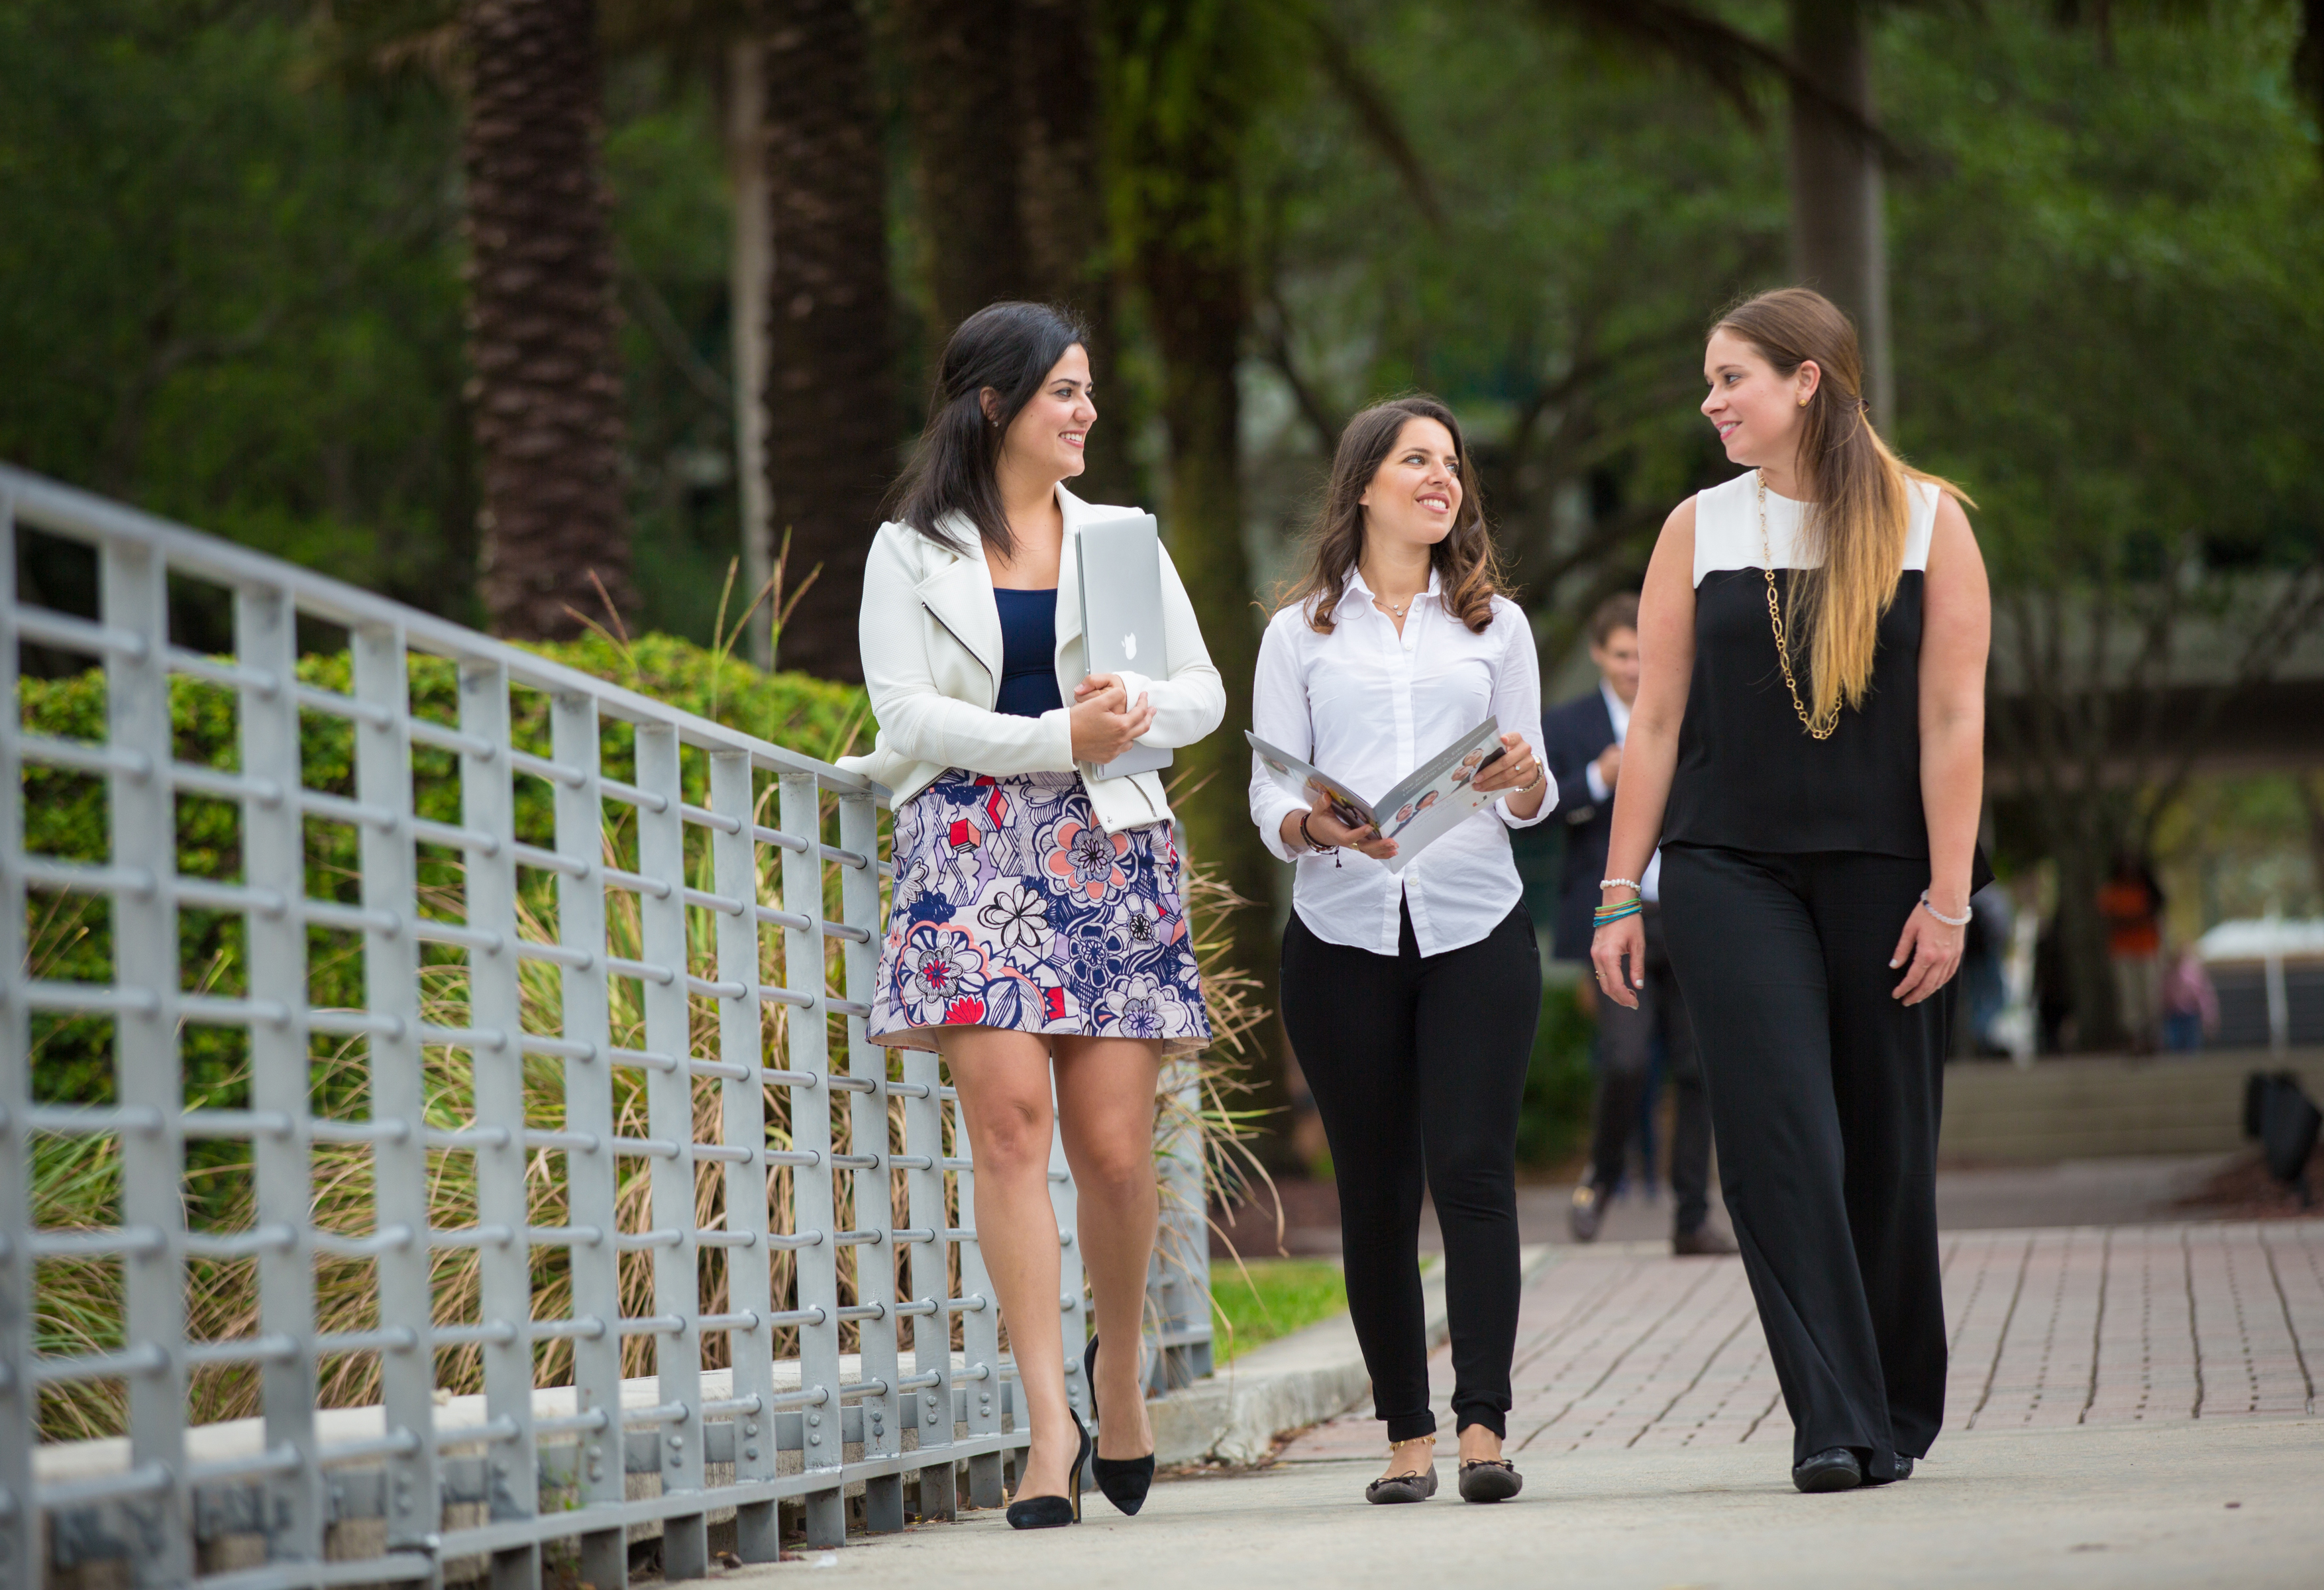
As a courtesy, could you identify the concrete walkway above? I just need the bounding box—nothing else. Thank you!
[724,1220,2323,1585]
[750,1419,2318,1588]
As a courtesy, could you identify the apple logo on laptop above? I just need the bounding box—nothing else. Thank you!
[1121,631,1138,661]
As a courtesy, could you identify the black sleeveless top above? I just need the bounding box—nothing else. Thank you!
[1662,473,1980,878]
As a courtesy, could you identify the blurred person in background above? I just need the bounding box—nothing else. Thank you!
[2099,853,2166,1053]
[1960,880,2015,1057]
[1542,591,1732,1255]
[2160,941,2218,1052]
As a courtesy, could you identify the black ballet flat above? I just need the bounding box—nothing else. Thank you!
[1084,1334,1157,1516]
[1791,1447,1863,1493]
[1006,1406,1091,1529]
[1457,1457,1523,1503]
[1365,1465,1438,1505]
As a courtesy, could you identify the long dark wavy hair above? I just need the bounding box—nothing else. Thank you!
[888,301,1089,561]
[1281,395,1508,634]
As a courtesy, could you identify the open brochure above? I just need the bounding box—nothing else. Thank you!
[1247,717,1506,874]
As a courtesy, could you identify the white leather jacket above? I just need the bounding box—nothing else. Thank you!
[838,485,1225,833]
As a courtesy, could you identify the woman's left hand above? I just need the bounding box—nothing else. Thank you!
[1470,732,1542,796]
[1889,900,1966,1006]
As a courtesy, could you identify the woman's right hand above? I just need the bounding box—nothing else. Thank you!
[1283,789,1398,861]
[1069,673,1155,763]
[1590,908,1646,1010]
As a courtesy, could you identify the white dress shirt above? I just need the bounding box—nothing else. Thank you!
[1587,681,1662,902]
[1248,568,1553,957]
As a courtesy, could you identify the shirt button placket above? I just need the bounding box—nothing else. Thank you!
[1389,611,1416,953]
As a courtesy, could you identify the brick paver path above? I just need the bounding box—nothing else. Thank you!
[1279,1222,2324,1461]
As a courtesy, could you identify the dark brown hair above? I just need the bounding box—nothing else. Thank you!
[1587,591,1640,647]
[1281,396,1508,635]
[887,301,1088,562]
[1712,288,1970,732]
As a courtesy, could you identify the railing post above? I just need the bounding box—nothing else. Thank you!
[835,791,904,1532]
[897,1030,957,1520]
[351,623,441,1583]
[950,1088,1008,1508]
[778,772,845,1548]
[459,659,541,1590]
[708,752,779,1562]
[105,539,193,1589]
[0,490,36,1590]
[237,586,325,1569]
[551,693,627,1590]
[1151,1062,1214,1392]
[635,725,708,1579]
[1051,1119,1088,1434]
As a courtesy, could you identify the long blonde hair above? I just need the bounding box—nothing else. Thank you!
[1713,289,1972,734]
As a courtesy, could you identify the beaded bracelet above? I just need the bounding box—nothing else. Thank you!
[1919,890,1972,928]
[1599,877,1642,893]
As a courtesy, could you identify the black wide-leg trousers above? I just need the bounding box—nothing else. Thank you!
[1280,902,1540,1440]
[1657,845,1950,1480]
[1587,904,1713,1235]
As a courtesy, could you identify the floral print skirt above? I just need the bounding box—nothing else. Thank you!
[868,769,1212,1056]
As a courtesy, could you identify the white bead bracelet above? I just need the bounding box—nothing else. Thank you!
[1919,890,1972,928]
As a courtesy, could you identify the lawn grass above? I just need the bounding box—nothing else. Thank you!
[1208,1257,1347,1363]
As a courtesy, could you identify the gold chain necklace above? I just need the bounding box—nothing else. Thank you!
[1756,470,1836,741]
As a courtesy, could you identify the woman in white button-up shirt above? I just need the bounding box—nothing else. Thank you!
[1247,396,1552,1507]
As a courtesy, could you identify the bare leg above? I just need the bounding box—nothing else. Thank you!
[941,1028,1075,1500]
[1051,1036,1163,1461]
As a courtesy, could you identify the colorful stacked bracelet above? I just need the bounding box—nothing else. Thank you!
[1592,897,1644,928]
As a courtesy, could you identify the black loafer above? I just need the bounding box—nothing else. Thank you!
[1791,1447,1862,1493]
[1861,1454,1915,1486]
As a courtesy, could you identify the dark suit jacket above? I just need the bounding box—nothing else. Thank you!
[1540,687,1619,961]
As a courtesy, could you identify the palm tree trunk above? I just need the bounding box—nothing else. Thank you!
[896,0,1030,331]
[1787,0,1893,421]
[1112,0,1292,1153]
[1016,0,1137,504]
[461,0,634,640]
[763,0,896,682]
[724,37,775,670]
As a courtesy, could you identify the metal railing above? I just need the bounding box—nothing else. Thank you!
[0,464,1211,1589]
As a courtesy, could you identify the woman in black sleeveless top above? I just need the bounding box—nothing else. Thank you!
[1593,289,1989,1494]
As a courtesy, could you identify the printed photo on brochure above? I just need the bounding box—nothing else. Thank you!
[1247,717,1505,873]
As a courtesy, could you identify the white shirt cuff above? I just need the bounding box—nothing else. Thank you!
[1585,762,1611,806]
[1255,790,1310,863]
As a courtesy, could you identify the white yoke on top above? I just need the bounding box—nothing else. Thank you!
[1247,569,1552,959]
[1691,471,1940,584]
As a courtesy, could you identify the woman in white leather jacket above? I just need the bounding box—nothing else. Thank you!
[842,302,1224,1527]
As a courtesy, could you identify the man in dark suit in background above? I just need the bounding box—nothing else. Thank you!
[1543,592,1732,1255]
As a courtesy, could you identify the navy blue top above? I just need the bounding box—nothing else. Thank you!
[991,587,1064,718]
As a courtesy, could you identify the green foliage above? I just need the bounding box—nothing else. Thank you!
[19,635,866,1110]
[0,0,476,619]
[1885,3,2324,584]
[1208,1256,1347,1361]
[1516,980,1596,1169]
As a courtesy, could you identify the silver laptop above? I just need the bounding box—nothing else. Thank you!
[1075,513,1173,782]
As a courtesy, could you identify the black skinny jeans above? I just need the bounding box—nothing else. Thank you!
[1658,845,1950,1481]
[1280,901,1540,1440]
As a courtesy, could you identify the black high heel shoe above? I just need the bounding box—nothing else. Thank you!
[1084,1335,1157,1516]
[1005,1406,1091,1529]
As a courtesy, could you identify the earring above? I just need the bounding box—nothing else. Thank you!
[1798,396,1810,407]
